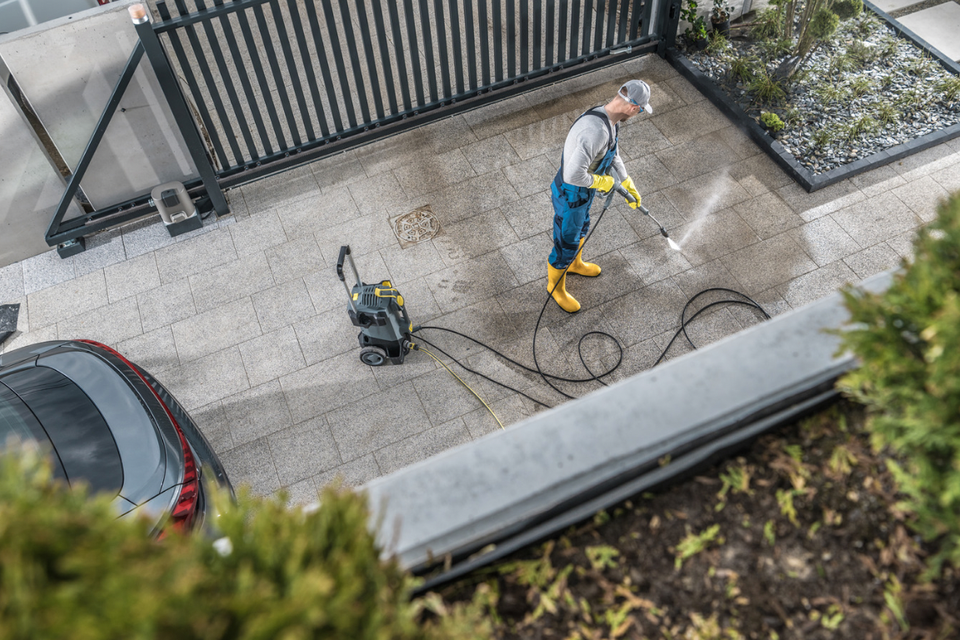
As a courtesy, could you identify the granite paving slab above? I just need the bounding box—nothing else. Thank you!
[719,233,819,294]
[788,217,863,266]
[897,2,960,61]
[172,297,262,363]
[326,384,434,462]
[830,191,923,247]
[374,419,474,476]
[733,192,805,240]
[267,417,342,487]
[872,0,926,12]
[891,175,952,223]
[57,297,143,346]
[775,259,860,308]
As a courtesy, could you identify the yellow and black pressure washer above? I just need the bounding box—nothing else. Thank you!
[337,245,414,366]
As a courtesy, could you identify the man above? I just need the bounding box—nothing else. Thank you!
[547,80,653,313]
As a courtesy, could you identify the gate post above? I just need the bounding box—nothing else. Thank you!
[658,0,683,56]
[128,4,229,217]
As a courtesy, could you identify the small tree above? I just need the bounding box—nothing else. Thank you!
[0,451,490,639]
[836,191,960,577]
[774,0,863,79]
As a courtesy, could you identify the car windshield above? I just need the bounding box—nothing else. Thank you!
[0,367,122,495]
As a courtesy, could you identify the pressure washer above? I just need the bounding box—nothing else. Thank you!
[336,245,414,366]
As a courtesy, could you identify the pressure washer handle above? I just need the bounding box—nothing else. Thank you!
[614,184,651,216]
[336,245,362,314]
[614,184,634,203]
[336,246,349,282]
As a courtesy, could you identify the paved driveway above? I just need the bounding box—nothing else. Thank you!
[2,54,959,502]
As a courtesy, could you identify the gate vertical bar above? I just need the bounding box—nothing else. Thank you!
[432,0,452,98]
[594,0,607,49]
[519,0,528,74]
[605,0,618,45]
[477,0,490,86]
[569,0,582,59]
[319,0,359,126]
[191,0,258,162]
[355,0,387,119]
[545,0,555,66]
[212,0,273,156]
[582,0,596,54]
[617,0,630,42]
[268,0,316,140]
[533,0,542,72]
[155,1,230,170]
[462,0,478,90]
[417,0,438,102]
[387,0,413,111]
[446,0,465,94]
[491,0,503,81]
[234,7,285,149]
[132,7,228,216]
[286,0,329,136]
[642,0,657,40]
[557,0,568,66]
[506,0,516,77]
[303,0,345,131]
[370,0,400,114]
[401,0,426,107]
[335,0,373,123]
[251,3,298,146]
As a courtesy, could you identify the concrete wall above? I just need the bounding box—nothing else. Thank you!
[0,0,198,268]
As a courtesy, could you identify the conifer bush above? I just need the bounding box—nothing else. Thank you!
[0,451,490,639]
[836,191,960,577]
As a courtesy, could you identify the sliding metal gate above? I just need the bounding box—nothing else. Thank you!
[48,0,680,252]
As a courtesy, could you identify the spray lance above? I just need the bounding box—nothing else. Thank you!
[613,182,682,252]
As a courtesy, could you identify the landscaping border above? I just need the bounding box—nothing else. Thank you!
[664,0,960,192]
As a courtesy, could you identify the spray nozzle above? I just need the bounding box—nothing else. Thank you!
[613,182,681,251]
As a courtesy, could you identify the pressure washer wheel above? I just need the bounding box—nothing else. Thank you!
[359,345,389,366]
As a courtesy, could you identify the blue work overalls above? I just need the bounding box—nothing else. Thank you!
[549,108,618,269]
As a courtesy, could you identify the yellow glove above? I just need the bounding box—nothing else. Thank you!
[590,174,614,193]
[621,176,642,209]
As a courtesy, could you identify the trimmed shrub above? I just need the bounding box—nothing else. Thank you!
[836,191,960,577]
[760,112,785,132]
[833,0,863,20]
[0,451,490,639]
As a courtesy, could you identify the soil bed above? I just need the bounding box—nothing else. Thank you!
[679,8,960,175]
[434,399,960,638]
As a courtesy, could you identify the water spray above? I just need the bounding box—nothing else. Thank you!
[614,184,682,251]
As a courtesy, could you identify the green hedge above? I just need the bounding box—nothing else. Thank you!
[837,190,960,577]
[0,452,490,639]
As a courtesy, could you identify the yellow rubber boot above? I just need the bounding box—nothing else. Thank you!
[547,263,581,313]
[568,237,601,277]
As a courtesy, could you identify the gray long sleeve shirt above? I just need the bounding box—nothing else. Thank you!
[560,106,627,188]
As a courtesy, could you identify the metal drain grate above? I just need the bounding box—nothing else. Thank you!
[392,207,440,247]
